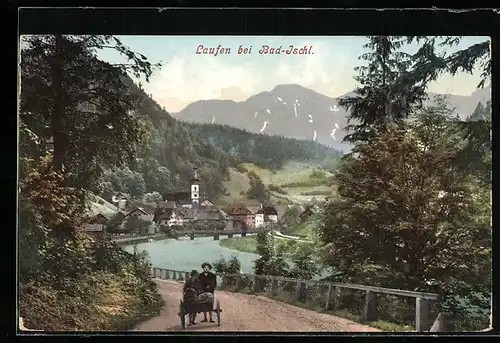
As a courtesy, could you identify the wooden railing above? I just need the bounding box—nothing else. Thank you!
[150,267,446,332]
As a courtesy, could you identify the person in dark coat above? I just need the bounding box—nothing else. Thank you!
[183,270,202,326]
[198,262,217,323]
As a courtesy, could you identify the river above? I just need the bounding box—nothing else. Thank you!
[122,234,259,274]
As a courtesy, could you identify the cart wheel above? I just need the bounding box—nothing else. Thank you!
[215,299,221,326]
[179,300,186,329]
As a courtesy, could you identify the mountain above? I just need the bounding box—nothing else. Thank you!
[171,84,491,150]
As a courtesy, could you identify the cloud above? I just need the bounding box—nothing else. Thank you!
[143,40,355,112]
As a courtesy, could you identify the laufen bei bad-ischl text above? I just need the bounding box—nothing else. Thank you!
[195,44,313,56]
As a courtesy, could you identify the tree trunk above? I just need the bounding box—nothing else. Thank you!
[51,34,65,172]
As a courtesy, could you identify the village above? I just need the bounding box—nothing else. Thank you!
[83,166,318,236]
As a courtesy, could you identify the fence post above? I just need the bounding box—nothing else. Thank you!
[184,272,189,280]
[270,277,278,296]
[235,274,242,290]
[296,281,307,302]
[416,298,430,332]
[161,269,166,279]
[172,270,177,280]
[325,284,337,311]
[252,276,260,293]
[363,290,378,321]
[165,270,170,280]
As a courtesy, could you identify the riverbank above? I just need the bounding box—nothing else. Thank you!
[112,233,173,246]
[219,231,310,254]
[219,236,258,253]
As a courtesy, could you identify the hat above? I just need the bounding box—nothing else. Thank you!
[201,262,213,270]
[190,269,199,277]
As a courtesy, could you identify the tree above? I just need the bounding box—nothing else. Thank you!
[246,171,268,201]
[405,36,491,89]
[142,191,163,205]
[124,216,150,234]
[467,102,486,122]
[20,35,160,191]
[338,36,428,144]
[320,103,491,294]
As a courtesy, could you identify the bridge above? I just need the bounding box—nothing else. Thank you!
[173,230,252,240]
[110,230,253,244]
[139,267,454,332]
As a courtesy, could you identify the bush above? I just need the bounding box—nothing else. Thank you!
[268,184,288,194]
[234,164,248,173]
[213,255,241,274]
[309,169,326,179]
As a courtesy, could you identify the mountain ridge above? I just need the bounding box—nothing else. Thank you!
[171,84,491,150]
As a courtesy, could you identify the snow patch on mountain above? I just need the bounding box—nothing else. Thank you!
[313,130,317,141]
[308,114,313,123]
[260,121,269,133]
[330,127,337,140]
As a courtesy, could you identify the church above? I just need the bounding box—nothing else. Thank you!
[153,166,232,229]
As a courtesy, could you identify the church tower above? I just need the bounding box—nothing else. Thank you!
[191,166,200,207]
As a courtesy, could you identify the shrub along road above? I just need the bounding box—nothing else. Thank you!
[133,280,380,332]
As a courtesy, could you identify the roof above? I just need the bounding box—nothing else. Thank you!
[83,224,104,232]
[125,207,151,216]
[247,205,262,214]
[164,192,191,202]
[163,201,178,209]
[94,212,113,220]
[180,207,229,221]
[153,208,184,221]
[224,204,252,215]
[256,206,278,216]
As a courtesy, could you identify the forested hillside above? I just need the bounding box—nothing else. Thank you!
[99,79,343,202]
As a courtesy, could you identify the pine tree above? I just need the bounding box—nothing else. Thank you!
[338,36,428,144]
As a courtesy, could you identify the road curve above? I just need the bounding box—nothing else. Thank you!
[133,280,380,332]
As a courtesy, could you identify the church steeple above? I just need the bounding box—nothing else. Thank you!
[191,166,200,207]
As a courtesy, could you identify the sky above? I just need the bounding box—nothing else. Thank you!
[96,36,490,113]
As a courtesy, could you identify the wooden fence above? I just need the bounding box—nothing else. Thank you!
[150,267,450,332]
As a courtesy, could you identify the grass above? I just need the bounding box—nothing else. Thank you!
[219,236,258,254]
[220,286,413,332]
[221,161,332,205]
[219,235,289,254]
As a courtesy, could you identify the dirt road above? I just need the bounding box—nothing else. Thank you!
[133,280,380,332]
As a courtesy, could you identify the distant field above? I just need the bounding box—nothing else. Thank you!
[220,161,332,205]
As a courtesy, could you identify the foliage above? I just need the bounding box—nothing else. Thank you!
[309,169,326,179]
[185,122,343,170]
[20,35,158,190]
[213,255,242,275]
[405,36,490,89]
[246,171,269,201]
[339,36,428,144]
[19,155,163,330]
[268,184,288,194]
[319,103,491,329]
[124,216,152,234]
[105,213,125,233]
[18,34,164,330]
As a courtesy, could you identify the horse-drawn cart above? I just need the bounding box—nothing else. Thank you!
[178,298,221,329]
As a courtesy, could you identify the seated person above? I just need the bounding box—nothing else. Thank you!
[198,262,217,323]
[183,270,201,326]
